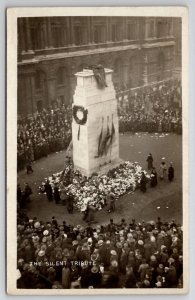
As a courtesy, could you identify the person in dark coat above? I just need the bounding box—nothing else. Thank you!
[45,180,53,201]
[107,193,116,213]
[24,183,33,203]
[150,167,158,187]
[140,172,147,193]
[168,162,174,182]
[26,161,33,174]
[67,193,74,213]
[85,205,96,224]
[53,184,60,204]
[146,153,153,170]
[125,265,137,288]
[17,184,22,206]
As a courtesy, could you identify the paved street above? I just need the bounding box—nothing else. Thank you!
[18,132,182,226]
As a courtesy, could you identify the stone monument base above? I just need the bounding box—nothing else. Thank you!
[74,158,123,177]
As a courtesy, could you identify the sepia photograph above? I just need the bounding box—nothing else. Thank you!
[6,7,189,295]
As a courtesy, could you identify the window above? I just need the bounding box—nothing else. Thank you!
[94,25,105,43]
[157,20,167,38]
[127,23,137,40]
[74,26,87,45]
[30,26,42,50]
[147,21,155,38]
[111,24,118,42]
[52,24,64,47]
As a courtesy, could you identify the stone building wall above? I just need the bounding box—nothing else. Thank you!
[17,16,179,116]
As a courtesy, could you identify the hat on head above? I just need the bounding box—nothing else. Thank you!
[98,240,103,246]
[91,265,99,273]
[159,264,164,269]
[110,250,117,256]
[168,257,175,264]
[38,250,45,257]
[34,221,40,228]
[161,245,166,250]
[42,237,47,243]
[82,243,89,250]
[32,235,39,243]
[43,230,49,236]
[72,240,79,246]
[150,255,156,261]
[110,260,118,267]
[138,240,144,245]
[116,242,122,249]
[91,253,99,262]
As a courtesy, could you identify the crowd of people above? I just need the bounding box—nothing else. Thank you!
[17,105,72,170]
[17,80,182,169]
[17,212,183,289]
[118,79,182,134]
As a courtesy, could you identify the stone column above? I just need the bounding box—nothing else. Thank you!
[170,18,173,36]
[87,17,91,43]
[69,17,75,46]
[153,19,157,38]
[90,17,95,44]
[122,17,127,40]
[25,18,34,53]
[106,17,111,42]
[145,20,149,39]
[66,18,70,46]
[43,18,49,48]
[18,18,26,53]
[47,17,53,48]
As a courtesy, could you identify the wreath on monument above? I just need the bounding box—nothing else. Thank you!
[73,105,88,125]
[73,105,88,140]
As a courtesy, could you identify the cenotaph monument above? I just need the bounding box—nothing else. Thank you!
[72,67,120,177]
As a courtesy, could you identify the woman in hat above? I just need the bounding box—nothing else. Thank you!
[159,160,167,180]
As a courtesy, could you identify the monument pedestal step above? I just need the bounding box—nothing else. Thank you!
[74,158,123,177]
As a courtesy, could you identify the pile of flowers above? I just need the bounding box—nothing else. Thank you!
[41,161,149,212]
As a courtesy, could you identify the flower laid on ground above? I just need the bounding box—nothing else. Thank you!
[40,161,150,212]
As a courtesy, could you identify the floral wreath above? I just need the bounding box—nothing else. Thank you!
[73,105,88,125]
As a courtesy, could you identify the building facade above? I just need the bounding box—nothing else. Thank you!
[17,16,181,116]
